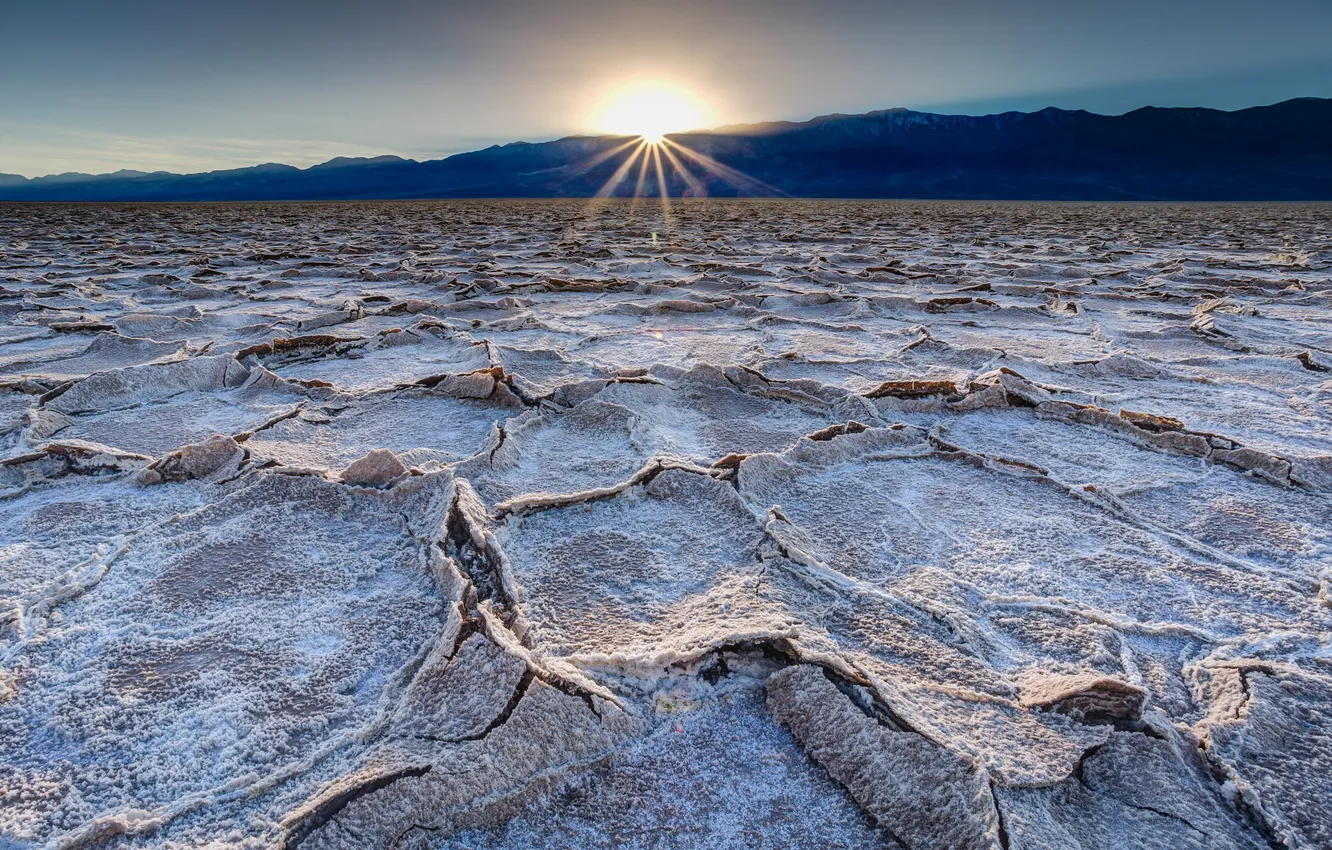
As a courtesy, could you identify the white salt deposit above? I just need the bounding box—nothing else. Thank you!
[0,200,1329,848]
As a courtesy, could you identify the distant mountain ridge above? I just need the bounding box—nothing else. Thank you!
[3,98,1331,201]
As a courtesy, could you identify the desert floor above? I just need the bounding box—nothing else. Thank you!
[2,199,1330,848]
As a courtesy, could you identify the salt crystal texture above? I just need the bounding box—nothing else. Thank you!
[0,200,1329,848]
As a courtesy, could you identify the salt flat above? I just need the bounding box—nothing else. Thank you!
[1,199,1330,849]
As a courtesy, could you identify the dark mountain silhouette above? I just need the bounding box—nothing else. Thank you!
[3,98,1331,201]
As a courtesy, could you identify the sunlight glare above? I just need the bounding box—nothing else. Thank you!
[595,82,704,143]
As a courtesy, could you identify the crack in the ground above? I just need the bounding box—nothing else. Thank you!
[413,670,535,746]
[283,765,433,849]
[988,779,1012,850]
[1068,741,1215,840]
[7,204,1330,850]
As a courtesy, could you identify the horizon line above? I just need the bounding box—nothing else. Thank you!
[2,94,1325,182]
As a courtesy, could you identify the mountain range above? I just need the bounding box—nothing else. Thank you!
[3,98,1331,201]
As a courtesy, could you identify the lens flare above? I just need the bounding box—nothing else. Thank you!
[574,83,782,240]
[594,82,704,142]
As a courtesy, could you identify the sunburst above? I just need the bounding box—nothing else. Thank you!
[594,82,704,143]
[575,82,782,237]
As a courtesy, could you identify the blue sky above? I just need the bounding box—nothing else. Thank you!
[3,0,1330,176]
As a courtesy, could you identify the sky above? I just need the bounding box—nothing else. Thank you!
[3,0,1331,177]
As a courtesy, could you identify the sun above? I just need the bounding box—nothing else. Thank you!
[594,82,705,142]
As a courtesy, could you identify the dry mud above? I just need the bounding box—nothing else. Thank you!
[1,199,1331,849]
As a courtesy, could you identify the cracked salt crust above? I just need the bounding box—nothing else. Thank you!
[0,200,1329,849]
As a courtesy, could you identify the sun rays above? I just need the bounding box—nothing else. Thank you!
[568,81,784,238]
[572,131,782,241]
